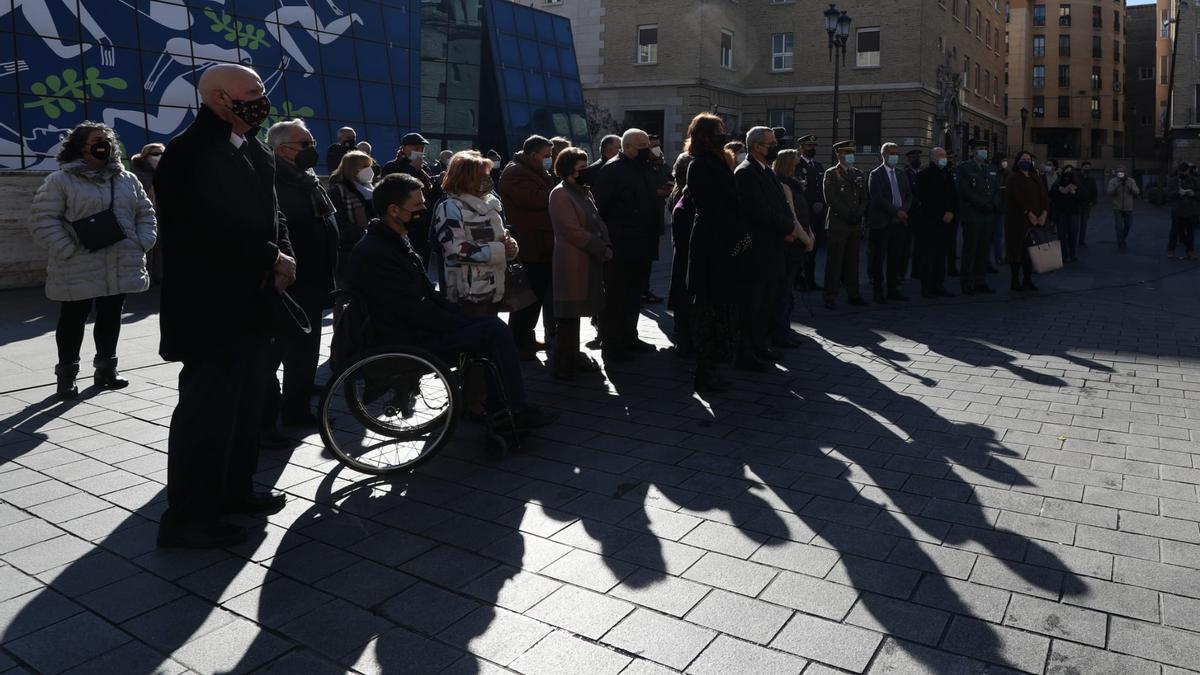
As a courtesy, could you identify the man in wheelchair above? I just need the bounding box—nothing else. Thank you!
[343,173,558,432]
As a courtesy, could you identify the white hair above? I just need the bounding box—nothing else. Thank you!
[621,128,648,150]
[880,142,899,156]
[745,126,772,147]
[267,119,309,149]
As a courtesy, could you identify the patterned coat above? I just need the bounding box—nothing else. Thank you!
[432,192,517,305]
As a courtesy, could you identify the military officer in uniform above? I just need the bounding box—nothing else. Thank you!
[795,135,825,291]
[822,140,869,309]
[955,139,1000,295]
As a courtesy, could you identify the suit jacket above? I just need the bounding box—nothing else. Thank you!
[734,158,794,263]
[796,155,825,220]
[593,153,661,262]
[155,105,292,362]
[578,157,606,188]
[916,164,959,229]
[867,164,913,230]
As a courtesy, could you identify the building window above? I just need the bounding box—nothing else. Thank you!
[1113,69,1120,91]
[1162,9,1170,38]
[954,0,960,19]
[1113,10,1120,32]
[986,19,993,46]
[720,30,734,69]
[637,25,658,64]
[964,56,971,89]
[966,0,973,29]
[993,75,999,102]
[1059,34,1070,56]
[976,9,982,34]
[1093,35,1102,58]
[1113,39,1119,63]
[767,109,795,135]
[995,27,1001,51]
[1059,3,1071,26]
[1162,55,1169,84]
[1137,65,1154,80]
[852,109,883,153]
[1092,5,1102,28]
[856,28,881,68]
[974,63,981,91]
[771,32,794,71]
[1033,35,1046,56]
[1091,96,1101,119]
[1058,95,1070,118]
[1033,64,1045,88]
[1058,64,1070,87]
[1005,63,1009,85]
[1092,65,1101,89]
[1113,101,1119,122]
[1034,4,1045,26]
[1033,95,1046,117]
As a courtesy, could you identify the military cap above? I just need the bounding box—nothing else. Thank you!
[771,127,790,138]
[797,134,817,144]
[400,132,429,146]
[648,133,660,141]
[832,140,855,153]
[905,149,922,158]
[969,138,989,148]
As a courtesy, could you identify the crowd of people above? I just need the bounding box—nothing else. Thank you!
[24,62,1194,548]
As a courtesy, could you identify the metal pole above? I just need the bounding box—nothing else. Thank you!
[1163,7,1184,183]
[831,54,841,165]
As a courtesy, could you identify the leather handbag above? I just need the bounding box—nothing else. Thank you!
[69,178,126,252]
[1026,226,1063,274]
[498,261,537,313]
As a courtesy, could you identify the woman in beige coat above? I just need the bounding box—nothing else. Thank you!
[549,147,612,380]
[28,122,157,400]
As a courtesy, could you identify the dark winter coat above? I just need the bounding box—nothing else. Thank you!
[685,151,744,305]
[498,151,555,262]
[1005,171,1049,263]
[592,153,662,263]
[154,104,292,362]
[274,159,339,306]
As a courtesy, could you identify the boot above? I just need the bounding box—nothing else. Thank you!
[694,363,732,393]
[55,362,79,401]
[93,356,129,390]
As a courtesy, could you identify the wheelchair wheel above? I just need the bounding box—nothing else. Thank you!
[319,348,459,475]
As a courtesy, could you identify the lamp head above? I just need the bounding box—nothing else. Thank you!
[836,11,852,40]
[824,4,840,34]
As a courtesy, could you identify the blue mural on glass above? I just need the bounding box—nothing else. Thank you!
[0,0,422,170]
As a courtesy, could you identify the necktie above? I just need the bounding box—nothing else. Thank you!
[888,169,901,209]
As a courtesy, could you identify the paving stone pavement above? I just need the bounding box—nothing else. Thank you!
[1,203,1199,674]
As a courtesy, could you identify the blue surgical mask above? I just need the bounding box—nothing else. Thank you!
[886,155,899,167]
[542,157,553,172]
[842,153,856,166]
[976,149,989,162]
[1017,160,1035,172]
[936,158,948,168]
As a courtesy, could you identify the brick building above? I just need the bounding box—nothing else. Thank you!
[1004,0,1129,162]
[541,0,1007,160]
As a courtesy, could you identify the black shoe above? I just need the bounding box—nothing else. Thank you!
[824,299,836,310]
[947,267,960,277]
[873,291,888,305]
[1022,279,1039,291]
[772,337,800,350]
[158,521,247,549]
[630,339,658,353]
[921,291,937,299]
[223,490,287,515]
[575,353,603,373]
[809,283,824,291]
[974,285,996,295]
[640,292,663,305]
[601,349,633,363]
[261,429,295,450]
[517,346,539,362]
[694,369,732,393]
[674,344,697,361]
[55,361,79,401]
[934,289,956,298]
[986,265,999,273]
[734,356,769,372]
[847,297,868,307]
[961,287,976,296]
[281,412,319,428]
[513,406,559,430]
[1011,279,1023,291]
[92,356,129,390]
[886,290,909,302]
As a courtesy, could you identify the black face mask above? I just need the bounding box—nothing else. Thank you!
[713,134,729,148]
[909,159,920,170]
[636,147,654,166]
[294,145,319,171]
[88,140,112,161]
[764,144,780,165]
[803,148,816,159]
[227,93,271,128]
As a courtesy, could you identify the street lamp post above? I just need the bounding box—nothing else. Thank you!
[1020,107,1029,150]
[824,4,852,164]
[1163,0,1190,179]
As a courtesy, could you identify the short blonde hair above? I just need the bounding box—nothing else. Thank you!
[441,150,493,196]
[332,150,372,182]
[772,148,799,176]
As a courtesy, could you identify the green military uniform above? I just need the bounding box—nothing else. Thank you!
[955,146,1000,292]
[823,153,869,304]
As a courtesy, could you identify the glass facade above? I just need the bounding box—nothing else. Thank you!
[0,0,586,170]
[0,0,421,170]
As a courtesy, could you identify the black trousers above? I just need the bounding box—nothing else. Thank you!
[668,216,694,345]
[165,339,271,527]
[868,223,909,293]
[945,219,960,271]
[509,261,555,349]
[916,224,948,294]
[801,218,827,288]
[598,261,645,352]
[56,294,126,365]
[263,296,324,425]
[738,258,784,358]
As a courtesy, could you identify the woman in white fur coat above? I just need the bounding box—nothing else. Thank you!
[28,122,157,400]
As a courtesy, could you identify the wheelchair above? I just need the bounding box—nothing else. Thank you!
[318,291,521,476]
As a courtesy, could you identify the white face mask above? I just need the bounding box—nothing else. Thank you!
[1117,171,1126,179]
[1000,160,1008,169]
[651,146,663,158]
[356,167,374,184]
[736,152,747,164]
[408,151,424,163]
[146,155,160,168]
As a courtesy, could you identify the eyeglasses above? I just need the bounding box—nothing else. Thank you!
[283,140,314,149]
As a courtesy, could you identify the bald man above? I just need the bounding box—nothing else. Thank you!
[155,63,296,548]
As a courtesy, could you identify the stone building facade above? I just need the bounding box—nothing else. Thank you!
[1004,0,1129,162]
[541,0,1007,159]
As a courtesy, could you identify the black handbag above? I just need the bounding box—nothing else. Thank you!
[69,178,126,252]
